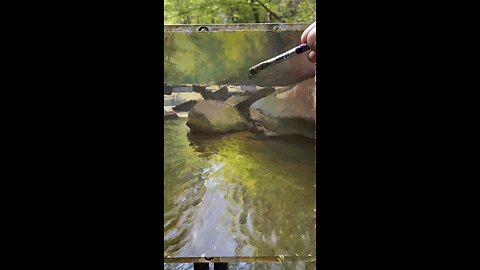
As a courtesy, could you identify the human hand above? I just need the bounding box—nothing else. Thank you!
[301,22,316,63]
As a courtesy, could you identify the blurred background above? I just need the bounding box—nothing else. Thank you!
[164,0,316,24]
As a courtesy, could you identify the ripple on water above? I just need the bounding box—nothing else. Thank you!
[164,119,316,258]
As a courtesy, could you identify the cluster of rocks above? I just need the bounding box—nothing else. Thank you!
[164,79,316,139]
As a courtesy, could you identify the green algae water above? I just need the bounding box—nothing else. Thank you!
[164,118,316,262]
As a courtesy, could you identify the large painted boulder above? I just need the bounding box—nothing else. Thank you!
[186,100,249,134]
[249,78,316,139]
[224,87,276,118]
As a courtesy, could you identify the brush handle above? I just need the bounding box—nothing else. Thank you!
[249,43,310,78]
[294,43,310,54]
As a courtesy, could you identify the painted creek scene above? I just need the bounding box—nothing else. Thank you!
[164,25,316,269]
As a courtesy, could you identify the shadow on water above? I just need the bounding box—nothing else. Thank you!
[187,130,315,162]
[164,119,316,259]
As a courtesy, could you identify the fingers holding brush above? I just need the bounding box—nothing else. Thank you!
[301,22,316,45]
[301,22,316,63]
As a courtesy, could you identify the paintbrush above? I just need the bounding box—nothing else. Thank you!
[248,43,310,79]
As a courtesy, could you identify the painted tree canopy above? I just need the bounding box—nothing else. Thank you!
[164,0,316,24]
[164,29,316,86]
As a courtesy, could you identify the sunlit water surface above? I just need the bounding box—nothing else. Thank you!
[164,119,316,268]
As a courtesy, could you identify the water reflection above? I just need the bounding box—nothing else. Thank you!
[164,119,316,258]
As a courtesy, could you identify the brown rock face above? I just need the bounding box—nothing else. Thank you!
[249,79,316,139]
[224,87,276,119]
[186,100,249,134]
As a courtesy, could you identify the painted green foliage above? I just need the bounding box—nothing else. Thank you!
[164,30,307,85]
